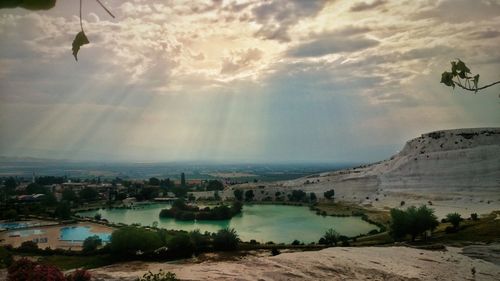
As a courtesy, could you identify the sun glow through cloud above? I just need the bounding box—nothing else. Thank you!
[0,0,499,163]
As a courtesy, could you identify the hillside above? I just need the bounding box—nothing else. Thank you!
[227,128,500,217]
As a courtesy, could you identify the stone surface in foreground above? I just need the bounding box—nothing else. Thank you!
[90,246,500,281]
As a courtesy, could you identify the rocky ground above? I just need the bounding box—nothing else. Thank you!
[89,245,500,281]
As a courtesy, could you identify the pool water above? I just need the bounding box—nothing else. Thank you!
[0,222,30,230]
[59,226,111,242]
[9,229,44,237]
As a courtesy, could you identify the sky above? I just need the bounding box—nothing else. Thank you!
[0,0,499,163]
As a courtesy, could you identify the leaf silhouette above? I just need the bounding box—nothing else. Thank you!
[72,31,89,61]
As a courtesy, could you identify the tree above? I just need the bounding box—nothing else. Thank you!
[213,228,239,251]
[62,189,78,202]
[206,180,224,191]
[79,187,99,202]
[390,205,439,241]
[82,235,102,253]
[4,177,18,191]
[25,183,47,195]
[320,228,340,246]
[288,190,307,202]
[149,177,161,186]
[441,59,500,94]
[180,173,186,187]
[233,189,243,201]
[244,190,254,202]
[54,202,72,220]
[324,189,335,200]
[446,213,462,229]
[110,227,162,255]
[166,232,194,258]
[310,192,317,202]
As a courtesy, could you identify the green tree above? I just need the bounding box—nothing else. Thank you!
[62,189,78,202]
[213,228,239,251]
[149,177,160,186]
[166,232,194,258]
[180,173,186,187]
[82,235,102,253]
[54,202,72,220]
[79,187,99,202]
[440,59,500,93]
[390,205,439,241]
[324,189,335,200]
[310,192,317,202]
[446,213,462,229]
[206,180,224,191]
[233,189,243,201]
[321,228,340,246]
[110,227,162,255]
[244,190,254,202]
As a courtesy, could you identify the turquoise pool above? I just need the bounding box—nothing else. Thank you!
[59,226,111,242]
[0,222,30,230]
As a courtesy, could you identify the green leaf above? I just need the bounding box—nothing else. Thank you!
[456,59,471,74]
[473,74,479,92]
[72,31,89,61]
[450,61,457,76]
[440,71,455,88]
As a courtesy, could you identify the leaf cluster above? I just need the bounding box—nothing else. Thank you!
[441,59,480,92]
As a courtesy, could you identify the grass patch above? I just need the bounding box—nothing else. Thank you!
[314,201,391,229]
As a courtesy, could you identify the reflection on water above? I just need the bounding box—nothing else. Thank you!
[77,204,377,243]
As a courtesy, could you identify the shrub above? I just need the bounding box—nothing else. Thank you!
[470,213,479,221]
[0,247,13,268]
[271,248,280,256]
[213,228,239,251]
[320,228,340,246]
[7,258,67,281]
[94,213,102,220]
[189,229,210,253]
[446,213,462,229]
[233,189,243,201]
[166,232,194,258]
[324,189,335,200]
[137,270,179,281]
[339,235,350,246]
[19,241,38,252]
[82,235,102,253]
[291,240,301,246]
[244,190,254,201]
[110,227,162,255]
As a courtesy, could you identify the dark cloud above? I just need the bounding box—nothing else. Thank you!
[287,35,379,57]
[252,0,331,42]
[350,0,386,12]
[415,0,500,23]
[470,29,500,39]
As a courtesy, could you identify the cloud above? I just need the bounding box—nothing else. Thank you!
[220,48,263,74]
[415,0,500,23]
[287,32,379,57]
[252,0,331,42]
[350,0,386,12]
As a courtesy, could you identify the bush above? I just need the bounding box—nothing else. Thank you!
[189,229,210,253]
[110,227,163,255]
[470,213,479,221]
[339,235,350,246]
[213,228,239,251]
[82,235,102,253]
[446,213,462,229]
[324,189,335,200]
[320,228,340,246]
[271,248,280,256]
[19,241,38,252]
[244,190,254,201]
[7,258,68,281]
[137,270,179,281]
[166,233,194,258]
[233,189,244,201]
[0,247,13,268]
[291,240,301,246]
[54,202,72,220]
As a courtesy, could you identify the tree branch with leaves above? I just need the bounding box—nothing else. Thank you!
[440,59,500,94]
[72,0,115,61]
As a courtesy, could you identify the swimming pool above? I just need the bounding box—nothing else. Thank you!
[59,226,111,242]
[8,229,45,237]
[0,222,30,230]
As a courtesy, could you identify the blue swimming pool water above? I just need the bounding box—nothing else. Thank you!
[0,222,29,230]
[59,226,111,242]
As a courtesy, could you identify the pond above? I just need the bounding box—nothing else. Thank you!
[77,204,377,243]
